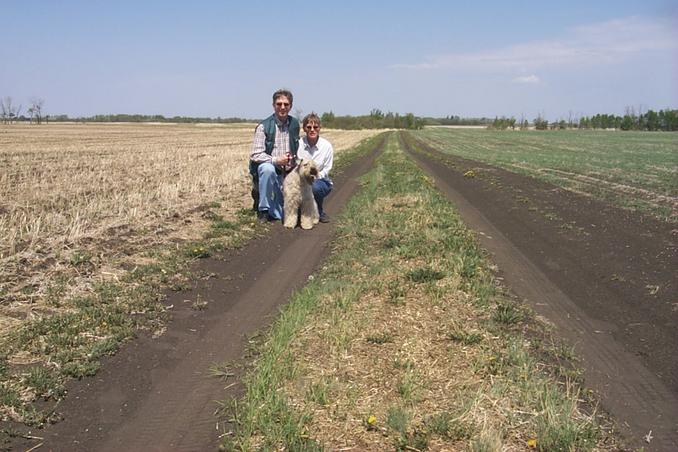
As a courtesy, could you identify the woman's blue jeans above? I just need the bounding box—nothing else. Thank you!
[312,179,333,215]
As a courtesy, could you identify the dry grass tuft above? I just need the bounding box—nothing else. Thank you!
[286,279,486,450]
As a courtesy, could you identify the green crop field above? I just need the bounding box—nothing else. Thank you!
[413,128,678,221]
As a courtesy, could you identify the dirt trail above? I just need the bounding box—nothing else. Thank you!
[16,137,385,452]
[402,133,678,452]
[13,131,677,451]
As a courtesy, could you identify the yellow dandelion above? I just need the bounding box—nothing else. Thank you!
[367,415,377,425]
[527,438,537,448]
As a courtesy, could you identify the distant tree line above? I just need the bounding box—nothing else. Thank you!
[320,109,424,129]
[484,109,678,132]
[424,115,493,126]
[52,114,253,124]
[3,94,674,131]
[486,116,533,130]
[578,109,678,131]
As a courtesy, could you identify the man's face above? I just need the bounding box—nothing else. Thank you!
[273,95,291,121]
[304,121,320,141]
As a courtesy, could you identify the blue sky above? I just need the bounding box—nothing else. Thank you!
[2,1,676,120]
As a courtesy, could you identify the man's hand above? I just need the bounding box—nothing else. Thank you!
[274,155,288,166]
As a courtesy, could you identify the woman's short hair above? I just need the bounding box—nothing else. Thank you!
[302,112,321,127]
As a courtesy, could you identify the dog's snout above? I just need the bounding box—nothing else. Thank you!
[311,168,318,176]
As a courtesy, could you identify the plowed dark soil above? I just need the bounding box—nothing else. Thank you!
[402,132,678,452]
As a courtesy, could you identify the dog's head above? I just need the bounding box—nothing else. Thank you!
[297,159,318,184]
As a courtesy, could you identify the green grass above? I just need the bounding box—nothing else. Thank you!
[414,128,678,221]
[365,331,394,344]
[447,327,483,345]
[406,267,445,283]
[425,411,474,441]
[306,380,331,406]
[386,405,410,436]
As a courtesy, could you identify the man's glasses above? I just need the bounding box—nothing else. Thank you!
[275,102,290,107]
[305,125,320,130]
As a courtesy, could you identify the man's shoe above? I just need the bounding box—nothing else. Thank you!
[319,212,330,223]
[257,210,268,223]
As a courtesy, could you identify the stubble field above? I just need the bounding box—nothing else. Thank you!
[0,123,380,339]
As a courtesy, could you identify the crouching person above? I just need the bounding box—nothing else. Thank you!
[298,113,333,223]
[249,89,300,222]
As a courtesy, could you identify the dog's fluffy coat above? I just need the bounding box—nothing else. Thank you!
[283,159,319,229]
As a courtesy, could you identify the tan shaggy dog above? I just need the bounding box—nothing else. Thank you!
[283,159,320,229]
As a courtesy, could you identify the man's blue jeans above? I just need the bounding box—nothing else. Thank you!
[257,162,283,220]
[313,179,333,216]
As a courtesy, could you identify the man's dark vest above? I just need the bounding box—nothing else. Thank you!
[249,115,300,177]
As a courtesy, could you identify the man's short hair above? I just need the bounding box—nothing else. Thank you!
[273,89,293,105]
[302,112,321,128]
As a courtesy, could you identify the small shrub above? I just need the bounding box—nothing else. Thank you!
[535,386,599,451]
[448,329,483,345]
[23,366,65,400]
[70,250,92,266]
[387,280,407,305]
[393,358,415,371]
[366,332,394,344]
[397,428,430,451]
[425,412,474,440]
[0,383,21,408]
[470,428,502,452]
[307,381,330,406]
[0,357,8,378]
[397,373,419,401]
[62,361,100,378]
[212,220,236,230]
[387,406,410,436]
[406,267,445,283]
[186,245,210,258]
[494,302,523,325]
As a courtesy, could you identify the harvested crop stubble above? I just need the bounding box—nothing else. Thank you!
[0,122,379,337]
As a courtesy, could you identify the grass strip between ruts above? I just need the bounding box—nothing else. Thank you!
[219,132,616,451]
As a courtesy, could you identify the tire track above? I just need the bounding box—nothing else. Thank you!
[401,132,678,452]
[29,135,387,452]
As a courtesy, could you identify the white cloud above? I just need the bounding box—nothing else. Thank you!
[513,75,541,84]
[392,16,677,72]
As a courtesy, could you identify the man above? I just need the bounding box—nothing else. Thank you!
[297,112,333,223]
[249,89,300,222]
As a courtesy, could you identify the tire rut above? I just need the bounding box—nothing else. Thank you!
[400,132,678,452]
[23,134,387,452]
